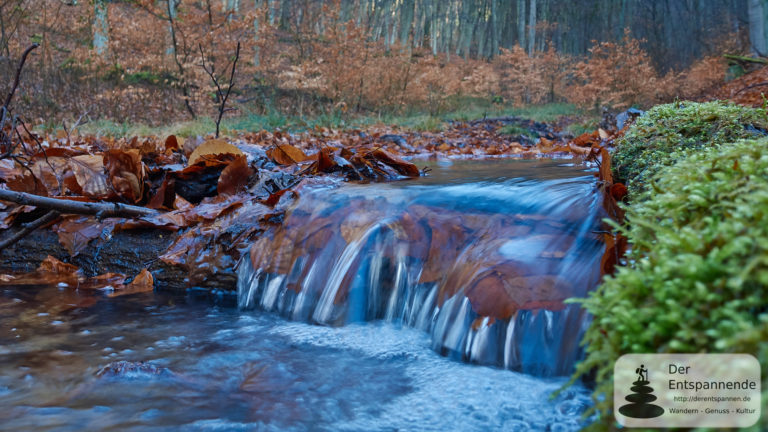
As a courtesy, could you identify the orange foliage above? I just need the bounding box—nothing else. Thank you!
[658,56,728,101]
[566,29,658,110]
[493,44,569,105]
[0,3,735,122]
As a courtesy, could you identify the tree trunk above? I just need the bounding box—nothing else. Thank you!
[749,0,766,56]
[253,0,260,66]
[93,0,109,56]
[399,0,414,47]
[517,0,526,48]
[166,0,177,58]
[527,0,536,55]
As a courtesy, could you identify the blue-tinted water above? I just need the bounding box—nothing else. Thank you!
[0,289,592,431]
[0,159,600,431]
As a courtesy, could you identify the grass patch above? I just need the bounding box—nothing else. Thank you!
[572,137,768,430]
[68,101,583,138]
[565,118,600,136]
[498,124,538,138]
[441,99,581,123]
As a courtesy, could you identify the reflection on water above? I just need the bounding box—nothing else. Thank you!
[0,289,592,431]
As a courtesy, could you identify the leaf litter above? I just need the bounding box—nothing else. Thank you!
[0,118,628,319]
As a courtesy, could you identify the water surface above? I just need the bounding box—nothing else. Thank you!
[0,159,599,431]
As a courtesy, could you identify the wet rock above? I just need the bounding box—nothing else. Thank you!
[379,134,408,147]
[96,361,173,379]
[250,170,298,197]
[616,108,645,130]
[234,142,273,169]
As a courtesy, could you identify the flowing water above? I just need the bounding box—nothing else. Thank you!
[238,159,605,376]
[0,159,602,431]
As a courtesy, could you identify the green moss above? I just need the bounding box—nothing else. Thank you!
[613,101,768,195]
[498,124,537,138]
[572,138,768,430]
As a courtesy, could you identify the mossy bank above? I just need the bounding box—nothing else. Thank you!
[612,101,768,195]
[573,101,768,431]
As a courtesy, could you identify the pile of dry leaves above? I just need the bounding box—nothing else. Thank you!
[0,118,624,309]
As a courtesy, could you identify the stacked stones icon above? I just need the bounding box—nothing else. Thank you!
[619,364,665,419]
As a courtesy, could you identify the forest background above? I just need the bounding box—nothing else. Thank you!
[0,0,761,133]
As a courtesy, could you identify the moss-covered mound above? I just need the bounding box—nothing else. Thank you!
[574,138,768,429]
[613,101,768,194]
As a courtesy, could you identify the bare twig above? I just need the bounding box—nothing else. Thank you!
[0,210,59,250]
[2,43,38,111]
[1,44,38,164]
[0,189,159,218]
[63,110,90,141]
[733,81,768,96]
[199,41,241,138]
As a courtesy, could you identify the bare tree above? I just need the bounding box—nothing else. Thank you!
[199,41,241,138]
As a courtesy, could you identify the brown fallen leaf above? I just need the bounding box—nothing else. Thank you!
[316,147,338,173]
[367,149,420,177]
[147,176,176,210]
[54,216,114,256]
[38,255,81,275]
[267,143,309,165]
[106,268,155,297]
[174,194,194,211]
[69,154,111,199]
[217,155,253,196]
[188,139,244,166]
[104,149,145,203]
[598,147,613,184]
[165,135,180,152]
[5,172,49,196]
[572,131,599,147]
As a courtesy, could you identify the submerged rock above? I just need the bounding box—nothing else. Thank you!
[96,361,173,379]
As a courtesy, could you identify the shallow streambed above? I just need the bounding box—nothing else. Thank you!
[0,159,600,431]
[0,290,592,431]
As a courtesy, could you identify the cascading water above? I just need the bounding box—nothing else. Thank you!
[237,159,606,376]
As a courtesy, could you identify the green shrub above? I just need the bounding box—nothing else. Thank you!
[613,101,768,195]
[573,138,768,430]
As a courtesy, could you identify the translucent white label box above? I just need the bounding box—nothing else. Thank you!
[614,354,761,428]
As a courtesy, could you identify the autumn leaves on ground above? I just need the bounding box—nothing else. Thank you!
[0,92,627,319]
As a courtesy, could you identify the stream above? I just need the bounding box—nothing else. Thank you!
[0,159,602,431]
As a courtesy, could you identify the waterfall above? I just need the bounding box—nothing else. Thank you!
[237,162,605,376]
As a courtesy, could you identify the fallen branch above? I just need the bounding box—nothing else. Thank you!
[733,81,768,96]
[0,210,59,250]
[723,54,768,65]
[0,189,159,218]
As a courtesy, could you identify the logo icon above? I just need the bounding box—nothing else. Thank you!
[618,364,665,419]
